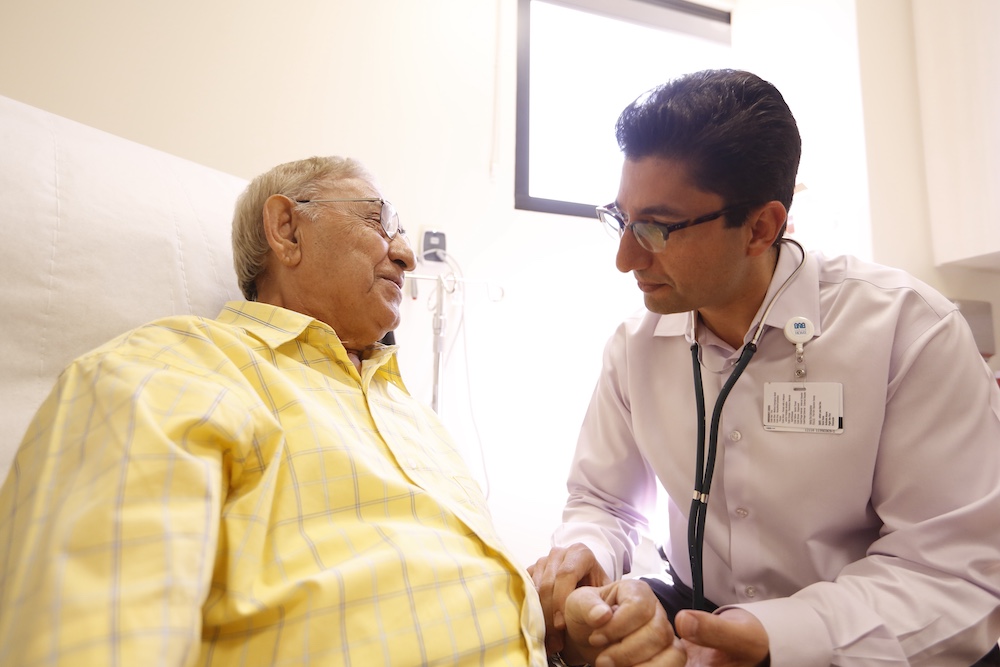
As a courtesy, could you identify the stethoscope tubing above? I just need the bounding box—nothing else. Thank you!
[685,239,807,611]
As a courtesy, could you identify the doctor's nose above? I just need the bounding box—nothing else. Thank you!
[616,227,652,274]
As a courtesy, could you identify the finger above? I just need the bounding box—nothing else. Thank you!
[674,608,769,664]
[592,612,678,667]
[532,542,605,659]
[587,586,675,667]
[530,550,568,652]
[641,642,688,667]
[550,545,600,629]
[588,580,660,645]
[675,609,739,647]
[564,586,614,634]
[562,586,615,666]
[605,640,687,667]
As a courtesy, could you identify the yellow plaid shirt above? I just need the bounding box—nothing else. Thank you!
[0,301,546,666]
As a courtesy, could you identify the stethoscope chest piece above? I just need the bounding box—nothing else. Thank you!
[783,316,815,379]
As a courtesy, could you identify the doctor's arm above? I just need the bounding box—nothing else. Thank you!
[534,326,661,653]
[731,313,1000,665]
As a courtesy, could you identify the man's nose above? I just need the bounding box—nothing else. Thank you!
[615,226,651,273]
[391,233,417,271]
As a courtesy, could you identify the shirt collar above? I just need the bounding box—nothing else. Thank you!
[752,241,821,341]
[215,300,401,374]
[217,300,316,348]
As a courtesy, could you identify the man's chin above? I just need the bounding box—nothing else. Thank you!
[643,294,683,315]
[380,310,401,338]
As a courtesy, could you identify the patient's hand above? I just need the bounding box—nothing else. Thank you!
[561,580,685,667]
[529,543,610,654]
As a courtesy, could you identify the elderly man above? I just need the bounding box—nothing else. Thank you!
[0,156,678,667]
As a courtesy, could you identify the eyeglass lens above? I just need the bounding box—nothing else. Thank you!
[632,224,668,251]
[598,208,667,252]
[380,200,400,238]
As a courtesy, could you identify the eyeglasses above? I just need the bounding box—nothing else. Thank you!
[295,198,403,239]
[596,202,751,253]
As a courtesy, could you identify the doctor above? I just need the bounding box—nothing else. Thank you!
[531,69,1000,666]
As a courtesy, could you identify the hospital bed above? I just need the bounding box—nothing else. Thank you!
[0,94,248,482]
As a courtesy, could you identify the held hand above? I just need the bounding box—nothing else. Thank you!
[528,544,610,655]
[674,608,769,667]
[562,580,686,667]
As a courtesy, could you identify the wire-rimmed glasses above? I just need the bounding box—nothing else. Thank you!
[596,202,751,253]
[295,198,402,239]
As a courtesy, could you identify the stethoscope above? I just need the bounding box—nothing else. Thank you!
[687,237,808,610]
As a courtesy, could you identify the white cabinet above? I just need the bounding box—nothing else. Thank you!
[912,0,1000,272]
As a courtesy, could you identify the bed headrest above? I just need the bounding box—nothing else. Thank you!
[0,95,248,482]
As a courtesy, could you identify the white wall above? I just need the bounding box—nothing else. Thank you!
[1,0,997,567]
[910,0,1000,272]
[854,0,1000,357]
[0,0,643,567]
[732,0,873,263]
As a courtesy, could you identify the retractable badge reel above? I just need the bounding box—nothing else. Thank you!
[783,316,815,379]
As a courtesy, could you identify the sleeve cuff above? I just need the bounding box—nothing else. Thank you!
[719,597,832,667]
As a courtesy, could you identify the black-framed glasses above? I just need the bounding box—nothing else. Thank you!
[295,198,403,239]
[596,202,751,253]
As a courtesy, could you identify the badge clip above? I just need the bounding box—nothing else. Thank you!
[783,317,815,379]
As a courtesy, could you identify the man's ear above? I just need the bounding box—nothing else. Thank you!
[746,200,787,257]
[262,194,302,267]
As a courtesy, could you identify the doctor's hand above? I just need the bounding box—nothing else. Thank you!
[562,580,686,667]
[528,544,610,655]
[674,608,769,667]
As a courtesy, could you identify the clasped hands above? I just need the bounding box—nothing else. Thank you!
[529,543,769,667]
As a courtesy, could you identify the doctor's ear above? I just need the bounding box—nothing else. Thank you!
[262,194,302,266]
[746,201,788,257]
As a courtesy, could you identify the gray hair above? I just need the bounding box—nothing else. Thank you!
[232,156,376,300]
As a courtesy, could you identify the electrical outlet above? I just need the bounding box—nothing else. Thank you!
[422,230,446,262]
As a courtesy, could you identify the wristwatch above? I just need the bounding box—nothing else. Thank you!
[548,653,588,667]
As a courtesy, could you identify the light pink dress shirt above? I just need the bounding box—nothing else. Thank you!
[554,245,1000,666]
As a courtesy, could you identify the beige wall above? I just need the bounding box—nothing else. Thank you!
[856,0,1000,361]
[1,0,996,565]
[0,0,643,565]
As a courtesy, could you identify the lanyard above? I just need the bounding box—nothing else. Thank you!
[685,238,807,611]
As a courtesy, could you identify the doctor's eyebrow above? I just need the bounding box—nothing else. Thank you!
[617,202,690,219]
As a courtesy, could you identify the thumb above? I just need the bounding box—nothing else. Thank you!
[674,609,715,644]
[675,608,770,664]
[564,587,614,630]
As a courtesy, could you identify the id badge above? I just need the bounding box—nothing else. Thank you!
[763,382,843,434]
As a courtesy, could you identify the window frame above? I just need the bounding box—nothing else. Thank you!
[514,0,732,218]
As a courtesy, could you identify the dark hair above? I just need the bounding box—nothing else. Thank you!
[615,69,801,232]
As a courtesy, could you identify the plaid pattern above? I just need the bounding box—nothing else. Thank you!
[0,301,545,666]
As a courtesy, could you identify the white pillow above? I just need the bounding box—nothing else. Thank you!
[0,95,248,482]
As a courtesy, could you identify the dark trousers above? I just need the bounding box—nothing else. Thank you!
[640,573,1000,666]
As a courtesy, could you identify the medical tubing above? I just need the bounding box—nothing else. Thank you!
[686,238,807,611]
[689,340,758,611]
[703,342,757,498]
[688,343,708,610]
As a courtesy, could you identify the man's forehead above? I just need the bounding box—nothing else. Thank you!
[617,157,717,207]
[320,176,380,198]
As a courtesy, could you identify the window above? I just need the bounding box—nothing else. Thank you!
[515,0,734,217]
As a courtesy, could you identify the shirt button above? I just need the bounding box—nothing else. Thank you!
[730,430,742,442]
[735,507,749,518]
[745,586,757,598]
